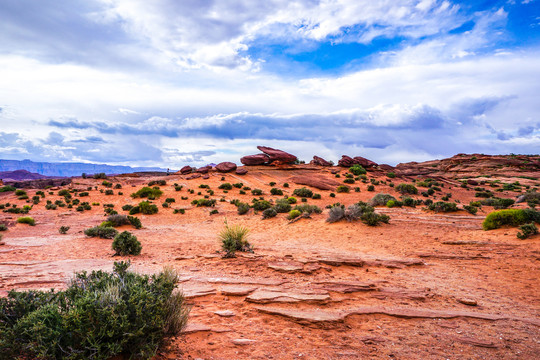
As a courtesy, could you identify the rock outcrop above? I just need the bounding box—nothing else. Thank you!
[5,178,72,189]
[215,162,237,173]
[196,165,212,174]
[310,156,333,166]
[180,166,193,175]
[240,154,269,166]
[257,146,297,164]
[235,168,248,175]
[338,155,377,168]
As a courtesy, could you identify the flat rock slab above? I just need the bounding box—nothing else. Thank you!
[267,260,321,274]
[214,310,236,317]
[417,253,490,260]
[372,287,431,301]
[181,283,216,298]
[232,339,257,346]
[448,335,499,348]
[315,255,424,268]
[204,277,286,286]
[315,281,379,293]
[219,285,257,296]
[182,323,211,334]
[246,289,330,304]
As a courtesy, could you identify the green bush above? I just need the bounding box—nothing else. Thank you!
[287,209,302,220]
[464,205,478,215]
[131,187,163,199]
[191,199,216,207]
[475,191,493,198]
[482,209,539,230]
[402,197,415,207]
[368,193,396,206]
[17,217,35,226]
[343,178,355,184]
[312,193,321,199]
[292,187,313,198]
[0,185,16,192]
[15,189,27,196]
[396,183,418,195]
[58,226,70,234]
[270,188,283,195]
[236,202,250,215]
[84,226,118,239]
[327,202,389,226]
[262,208,277,219]
[274,199,292,213]
[0,262,189,359]
[251,189,263,195]
[252,200,272,211]
[287,197,297,204]
[148,180,166,186]
[480,197,515,209]
[349,165,366,175]
[293,204,322,215]
[209,209,219,215]
[112,231,142,255]
[165,198,175,203]
[218,183,233,190]
[428,201,458,213]
[232,183,243,188]
[219,221,251,258]
[386,172,396,178]
[517,223,538,240]
[367,185,375,192]
[283,183,289,188]
[336,185,350,193]
[0,224,7,231]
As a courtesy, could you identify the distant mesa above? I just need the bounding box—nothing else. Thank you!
[0,169,55,182]
[240,146,297,166]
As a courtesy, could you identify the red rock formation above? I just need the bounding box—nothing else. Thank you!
[310,156,333,166]
[257,146,297,163]
[180,166,193,175]
[337,155,356,167]
[236,168,248,175]
[353,156,378,168]
[196,165,212,174]
[215,162,237,172]
[289,175,340,190]
[240,154,270,166]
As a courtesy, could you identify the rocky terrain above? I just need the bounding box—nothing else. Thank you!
[0,150,539,359]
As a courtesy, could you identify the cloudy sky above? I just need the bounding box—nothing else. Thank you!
[0,0,539,168]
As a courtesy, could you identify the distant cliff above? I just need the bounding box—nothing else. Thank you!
[0,159,168,177]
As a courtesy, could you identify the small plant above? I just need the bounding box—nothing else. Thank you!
[232,183,243,188]
[252,200,272,211]
[464,205,478,215]
[84,226,118,239]
[131,187,163,199]
[112,231,142,255]
[287,209,302,220]
[428,201,458,213]
[210,209,219,215]
[482,209,539,230]
[218,183,233,190]
[191,199,216,207]
[349,165,367,175]
[283,183,289,188]
[237,202,250,215]
[293,187,313,198]
[336,185,350,193]
[270,188,283,195]
[0,185,16,192]
[59,226,70,234]
[367,185,375,192]
[517,223,538,240]
[293,204,322,215]
[387,172,396,178]
[173,208,185,214]
[330,192,336,197]
[396,183,418,195]
[105,189,114,195]
[219,220,251,258]
[0,224,7,231]
[17,217,35,226]
[262,208,277,219]
[369,193,396,206]
[274,199,292,213]
[15,189,27,196]
[251,189,263,195]
[312,193,321,199]
[148,179,166,186]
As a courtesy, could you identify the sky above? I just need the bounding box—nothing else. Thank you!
[0,0,539,168]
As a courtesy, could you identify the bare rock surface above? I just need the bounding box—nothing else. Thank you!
[246,289,330,304]
[289,175,340,190]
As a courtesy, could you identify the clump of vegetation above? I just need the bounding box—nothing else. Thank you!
[463,205,478,215]
[396,183,418,195]
[16,217,35,226]
[58,226,70,234]
[327,202,389,226]
[128,201,159,215]
[292,187,313,198]
[131,187,163,199]
[262,208,277,219]
[517,223,538,240]
[349,165,366,176]
[219,220,251,258]
[0,185,16,192]
[209,209,219,215]
[84,226,118,239]
[367,185,375,192]
[386,172,396,178]
[191,199,216,207]
[475,190,493,198]
[218,183,233,190]
[480,197,515,209]
[274,199,292,213]
[368,193,396,207]
[252,199,272,211]
[270,188,283,195]
[293,204,322,215]
[0,262,189,359]
[482,209,539,230]
[0,224,7,231]
[336,185,350,193]
[287,209,302,220]
[104,214,143,229]
[428,201,459,213]
[148,179,166,186]
[236,202,250,215]
[251,189,263,195]
[312,193,321,199]
[112,231,142,255]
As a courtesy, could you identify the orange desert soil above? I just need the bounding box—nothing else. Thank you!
[0,162,539,359]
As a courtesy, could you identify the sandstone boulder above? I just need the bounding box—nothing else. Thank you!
[240,154,269,166]
[215,162,237,173]
[196,165,212,174]
[337,155,356,167]
[236,168,248,175]
[353,156,378,168]
[257,146,297,163]
[310,156,333,166]
[180,165,193,175]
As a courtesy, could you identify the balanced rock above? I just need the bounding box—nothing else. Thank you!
[337,155,356,167]
[311,156,332,166]
[257,146,297,163]
[215,162,237,173]
[180,165,193,175]
[240,154,269,166]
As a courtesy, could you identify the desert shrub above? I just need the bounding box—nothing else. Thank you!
[361,211,390,226]
[251,189,263,195]
[293,204,322,215]
[173,209,185,214]
[165,198,175,203]
[0,262,188,359]
[32,195,40,204]
[464,205,478,215]
[102,181,113,188]
[312,193,321,199]
[367,185,375,192]
[327,206,346,223]
[252,200,272,211]
[274,199,292,213]
[84,226,118,239]
[428,201,458,213]
[78,192,89,197]
[396,183,418,195]
[262,208,277,219]
[269,182,276,186]
[112,231,142,255]
[15,189,27,196]
[283,183,289,188]
[122,204,133,211]
[368,193,396,206]
[0,224,7,231]
[45,203,57,210]
[287,209,302,220]
[114,184,122,189]
[475,190,493,198]
[131,187,163,199]
[191,199,216,207]
[17,217,35,226]
[58,226,70,234]
[0,185,16,192]
[293,187,313,198]
[349,165,366,175]
[327,202,389,226]
[174,185,183,191]
[337,185,350,193]
[387,172,396,178]
[148,180,166,186]
[402,197,415,207]
[480,197,515,209]
[270,188,283,196]
[517,223,538,240]
[218,183,232,190]
[219,221,251,258]
[209,209,218,215]
[237,202,250,215]
[105,189,114,195]
[287,197,297,204]
[343,178,355,184]
[92,172,107,178]
[482,209,539,230]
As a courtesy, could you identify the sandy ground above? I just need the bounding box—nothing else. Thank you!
[0,166,539,359]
